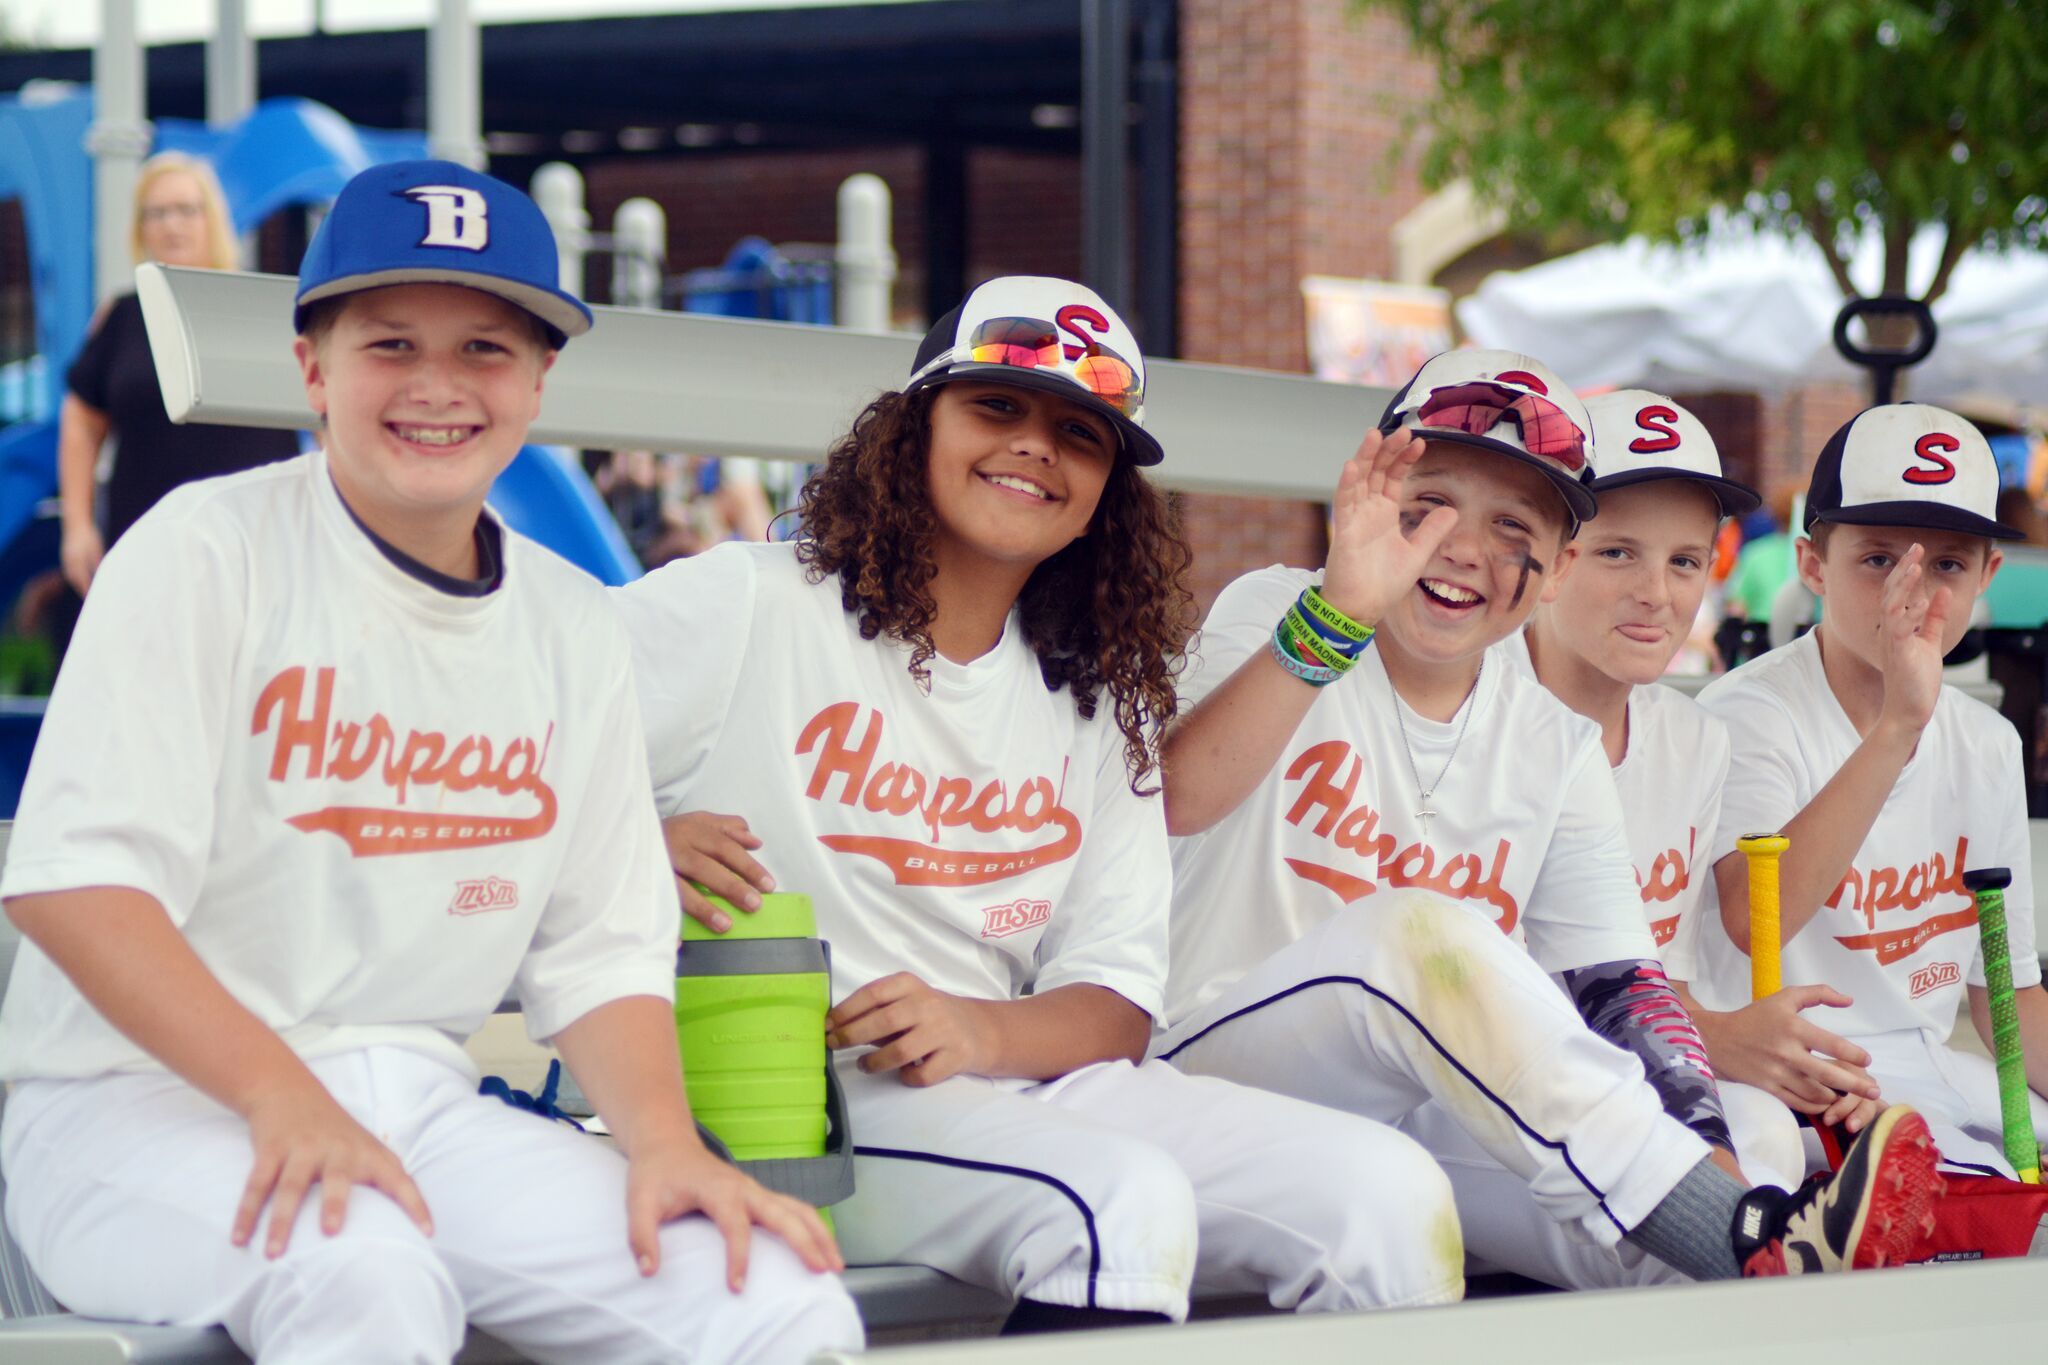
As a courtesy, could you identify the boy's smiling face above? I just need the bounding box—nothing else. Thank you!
[1384,443,1578,664]
[295,283,553,549]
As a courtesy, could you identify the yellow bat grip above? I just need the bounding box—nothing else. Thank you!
[1739,833,1790,1001]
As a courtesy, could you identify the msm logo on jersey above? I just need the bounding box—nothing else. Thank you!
[403,185,489,251]
[1909,961,1961,999]
[450,877,520,916]
[981,898,1052,939]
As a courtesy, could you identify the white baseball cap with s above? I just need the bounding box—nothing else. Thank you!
[1803,402,2020,541]
[1583,389,1760,517]
[1378,350,1599,524]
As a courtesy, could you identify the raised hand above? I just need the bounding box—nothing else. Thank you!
[1320,427,1458,625]
[1876,544,1951,737]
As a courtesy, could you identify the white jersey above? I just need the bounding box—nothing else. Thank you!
[0,452,679,1082]
[614,541,1169,1018]
[1494,630,1728,978]
[1166,567,1653,1027]
[1695,630,2039,1039]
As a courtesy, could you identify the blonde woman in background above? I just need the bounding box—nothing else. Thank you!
[57,153,298,597]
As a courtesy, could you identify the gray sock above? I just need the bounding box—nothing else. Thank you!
[1622,1156,1748,1280]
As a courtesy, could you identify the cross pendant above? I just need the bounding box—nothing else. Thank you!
[1416,803,1436,836]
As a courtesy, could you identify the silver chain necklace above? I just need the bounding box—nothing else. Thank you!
[1386,656,1482,839]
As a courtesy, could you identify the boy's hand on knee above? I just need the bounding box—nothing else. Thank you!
[662,811,776,932]
[625,1133,844,1289]
[233,1080,433,1259]
[1696,986,1883,1117]
[827,972,992,1086]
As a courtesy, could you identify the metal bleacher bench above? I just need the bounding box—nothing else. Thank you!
[0,822,1006,1361]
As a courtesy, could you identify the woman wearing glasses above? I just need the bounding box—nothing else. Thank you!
[57,153,298,601]
[615,276,1462,1331]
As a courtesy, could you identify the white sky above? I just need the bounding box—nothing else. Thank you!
[0,0,918,49]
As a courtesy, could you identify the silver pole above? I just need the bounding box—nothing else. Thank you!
[612,198,667,310]
[530,163,588,300]
[89,0,152,306]
[427,0,483,169]
[206,0,255,128]
[835,174,896,332]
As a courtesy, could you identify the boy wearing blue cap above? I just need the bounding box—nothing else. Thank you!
[0,162,857,1363]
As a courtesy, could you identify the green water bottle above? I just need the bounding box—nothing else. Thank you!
[676,891,852,1207]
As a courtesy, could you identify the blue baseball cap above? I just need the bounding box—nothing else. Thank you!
[294,160,592,349]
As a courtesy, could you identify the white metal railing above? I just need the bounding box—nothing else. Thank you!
[820,1256,2048,1363]
[133,264,1392,502]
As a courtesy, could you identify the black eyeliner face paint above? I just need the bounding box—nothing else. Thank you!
[1505,550,1546,609]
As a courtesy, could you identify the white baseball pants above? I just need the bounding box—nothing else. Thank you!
[2,1046,861,1364]
[832,1054,1464,1319]
[1399,1079,1803,1289]
[1846,1029,2048,1180]
[1159,891,1712,1252]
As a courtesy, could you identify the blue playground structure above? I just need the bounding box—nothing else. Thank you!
[1,88,638,595]
[0,88,640,812]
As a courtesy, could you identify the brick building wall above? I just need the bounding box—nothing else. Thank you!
[1174,0,1435,614]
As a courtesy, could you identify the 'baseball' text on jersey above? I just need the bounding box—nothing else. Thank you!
[1280,740,1519,933]
[254,665,559,856]
[797,702,1082,887]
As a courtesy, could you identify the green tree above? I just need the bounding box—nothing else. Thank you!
[1372,0,2047,307]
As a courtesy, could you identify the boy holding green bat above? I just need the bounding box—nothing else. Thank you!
[1699,404,2048,1182]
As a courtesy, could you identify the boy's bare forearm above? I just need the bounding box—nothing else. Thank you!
[968,984,1151,1079]
[551,995,704,1157]
[5,887,324,1116]
[1716,722,1917,949]
[1162,652,1322,836]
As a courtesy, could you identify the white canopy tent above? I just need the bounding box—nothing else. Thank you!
[1456,227,2048,407]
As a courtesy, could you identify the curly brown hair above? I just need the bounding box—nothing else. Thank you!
[795,387,1196,792]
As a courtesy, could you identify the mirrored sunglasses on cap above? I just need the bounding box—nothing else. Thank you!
[913,315,1144,418]
[1414,380,1589,474]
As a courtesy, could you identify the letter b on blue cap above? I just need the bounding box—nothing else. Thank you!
[403,185,490,252]
[294,159,592,347]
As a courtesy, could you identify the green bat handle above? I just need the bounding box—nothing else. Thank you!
[1966,866,2039,1183]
